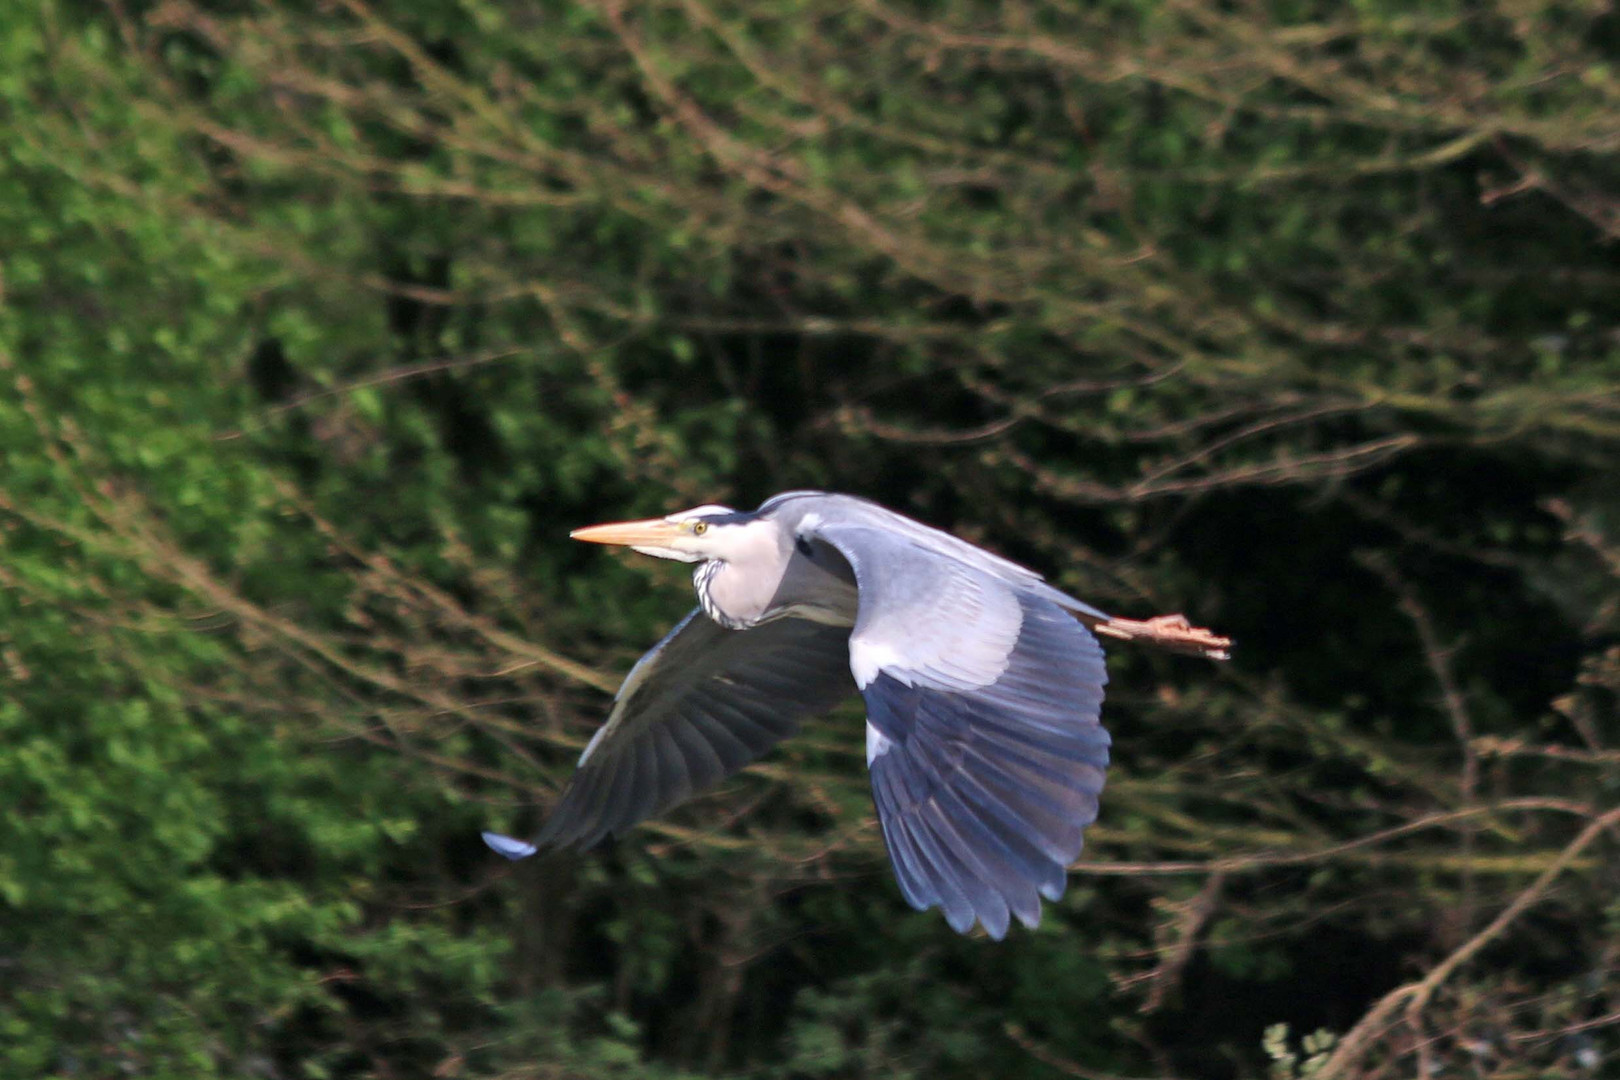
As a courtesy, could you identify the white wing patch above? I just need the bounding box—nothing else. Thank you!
[865,721,894,764]
[850,639,909,689]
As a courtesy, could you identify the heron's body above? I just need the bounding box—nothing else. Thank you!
[485,491,1228,939]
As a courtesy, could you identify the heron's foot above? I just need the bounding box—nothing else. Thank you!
[1093,614,1231,660]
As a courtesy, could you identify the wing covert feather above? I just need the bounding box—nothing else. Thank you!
[808,523,1023,692]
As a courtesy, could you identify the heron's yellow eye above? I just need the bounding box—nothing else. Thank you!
[692,522,708,535]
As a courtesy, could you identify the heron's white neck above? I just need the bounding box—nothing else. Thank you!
[693,518,790,629]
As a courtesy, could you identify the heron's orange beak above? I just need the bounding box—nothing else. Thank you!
[569,518,685,547]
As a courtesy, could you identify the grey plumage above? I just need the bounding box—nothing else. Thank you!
[484,491,1227,938]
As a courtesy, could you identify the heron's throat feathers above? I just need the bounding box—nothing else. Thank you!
[694,560,753,629]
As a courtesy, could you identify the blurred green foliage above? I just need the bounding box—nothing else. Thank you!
[1,0,1618,1077]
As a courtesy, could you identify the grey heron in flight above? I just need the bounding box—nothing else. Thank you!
[485,491,1228,939]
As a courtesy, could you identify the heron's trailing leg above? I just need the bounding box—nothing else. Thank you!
[1089,613,1231,660]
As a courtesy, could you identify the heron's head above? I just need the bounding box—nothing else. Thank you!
[570,504,762,564]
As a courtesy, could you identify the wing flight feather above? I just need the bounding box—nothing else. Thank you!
[808,521,1111,939]
[484,609,855,856]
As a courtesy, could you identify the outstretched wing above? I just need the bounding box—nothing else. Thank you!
[811,522,1111,940]
[484,609,856,857]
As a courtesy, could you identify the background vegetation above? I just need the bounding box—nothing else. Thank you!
[2,1,1618,1077]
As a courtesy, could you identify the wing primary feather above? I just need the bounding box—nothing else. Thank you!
[901,801,984,935]
[684,708,757,772]
[650,724,694,811]
[618,737,663,838]
[870,766,940,911]
[591,738,643,843]
[569,771,621,849]
[667,717,724,792]
[970,764,1094,865]
[918,798,1013,940]
[536,763,606,849]
[949,761,1082,878]
[921,762,1055,918]
[898,715,1036,937]
[698,694,787,753]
